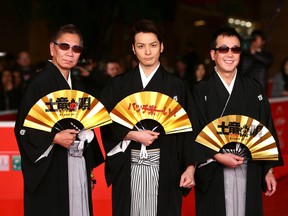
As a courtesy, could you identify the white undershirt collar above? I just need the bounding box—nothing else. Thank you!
[215,66,237,94]
[139,63,160,88]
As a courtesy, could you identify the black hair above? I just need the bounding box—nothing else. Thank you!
[51,24,83,47]
[131,19,165,45]
[210,26,241,50]
[251,30,267,42]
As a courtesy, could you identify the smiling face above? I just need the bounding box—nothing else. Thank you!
[210,35,241,76]
[50,33,81,75]
[132,32,163,72]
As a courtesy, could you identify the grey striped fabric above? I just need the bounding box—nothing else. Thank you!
[68,141,89,216]
[224,162,247,216]
[130,148,160,216]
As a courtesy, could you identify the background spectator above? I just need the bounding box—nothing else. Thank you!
[187,61,207,91]
[12,70,26,92]
[271,57,288,97]
[15,51,36,84]
[105,58,124,78]
[240,30,273,92]
[175,57,189,80]
[0,69,22,110]
[123,53,138,73]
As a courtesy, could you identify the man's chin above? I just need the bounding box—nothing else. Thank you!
[62,64,76,70]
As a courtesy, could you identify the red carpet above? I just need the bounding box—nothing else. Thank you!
[182,175,288,216]
[0,125,287,215]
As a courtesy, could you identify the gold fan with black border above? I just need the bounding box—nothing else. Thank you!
[110,91,192,134]
[23,89,112,132]
[196,115,279,161]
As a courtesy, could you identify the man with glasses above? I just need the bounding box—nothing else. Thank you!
[192,26,283,216]
[14,24,104,216]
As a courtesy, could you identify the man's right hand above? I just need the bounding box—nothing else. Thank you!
[125,130,159,146]
[53,129,79,148]
[213,153,245,168]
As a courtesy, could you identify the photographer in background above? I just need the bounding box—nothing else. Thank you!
[72,57,95,78]
[239,30,273,92]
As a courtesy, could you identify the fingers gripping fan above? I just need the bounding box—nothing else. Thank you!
[23,89,112,132]
[110,91,193,134]
[196,115,279,161]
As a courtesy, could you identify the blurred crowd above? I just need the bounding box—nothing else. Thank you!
[0,51,34,111]
[0,48,208,112]
[1,29,288,112]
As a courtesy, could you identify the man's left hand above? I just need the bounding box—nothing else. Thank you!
[179,165,195,188]
[265,170,277,196]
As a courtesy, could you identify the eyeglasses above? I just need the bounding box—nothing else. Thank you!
[52,42,83,53]
[213,46,241,54]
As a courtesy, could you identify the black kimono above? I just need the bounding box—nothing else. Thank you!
[100,65,205,216]
[192,70,284,216]
[14,61,104,216]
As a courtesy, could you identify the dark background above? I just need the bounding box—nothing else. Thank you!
[0,0,287,77]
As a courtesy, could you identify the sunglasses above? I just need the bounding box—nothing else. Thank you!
[214,46,241,54]
[52,42,83,53]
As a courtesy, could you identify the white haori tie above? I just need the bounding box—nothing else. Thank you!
[134,125,158,159]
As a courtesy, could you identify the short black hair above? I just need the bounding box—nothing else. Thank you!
[210,26,241,50]
[51,24,83,47]
[251,30,267,42]
[131,19,164,45]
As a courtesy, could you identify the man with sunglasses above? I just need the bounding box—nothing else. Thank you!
[14,24,104,216]
[192,26,283,216]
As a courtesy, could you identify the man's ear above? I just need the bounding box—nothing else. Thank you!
[210,49,215,61]
[160,43,164,53]
[132,44,136,54]
[50,42,55,57]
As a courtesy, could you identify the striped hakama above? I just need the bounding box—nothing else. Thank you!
[130,148,160,216]
[223,163,247,216]
[68,141,90,216]
[222,143,248,216]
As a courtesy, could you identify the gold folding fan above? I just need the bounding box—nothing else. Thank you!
[24,90,112,132]
[196,115,279,160]
[110,91,192,134]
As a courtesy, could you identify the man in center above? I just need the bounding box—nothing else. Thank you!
[100,19,204,216]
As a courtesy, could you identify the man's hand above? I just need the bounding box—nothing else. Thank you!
[53,129,79,148]
[213,153,245,168]
[180,165,195,188]
[265,170,277,197]
[125,130,159,146]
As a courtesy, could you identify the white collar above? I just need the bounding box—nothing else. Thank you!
[139,63,160,88]
[215,66,237,94]
[66,72,72,89]
[60,70,72,89]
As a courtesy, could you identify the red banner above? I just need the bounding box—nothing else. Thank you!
[270,97,288,154]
